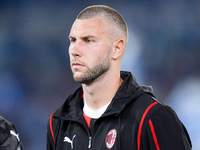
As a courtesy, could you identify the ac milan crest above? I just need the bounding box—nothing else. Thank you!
[105,129,117,149]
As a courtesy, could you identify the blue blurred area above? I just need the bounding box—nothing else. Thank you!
[0,0,199,149]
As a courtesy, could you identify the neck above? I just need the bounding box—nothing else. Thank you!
[82,70,123,110]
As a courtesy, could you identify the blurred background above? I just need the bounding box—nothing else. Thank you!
[0,0,199,149]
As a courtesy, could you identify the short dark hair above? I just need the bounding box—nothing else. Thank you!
[77,5,128,45]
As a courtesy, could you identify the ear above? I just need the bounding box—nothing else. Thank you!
[111,39,125,60]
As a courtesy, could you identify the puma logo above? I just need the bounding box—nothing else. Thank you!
[63,135,76,149]
[10,130,20,142]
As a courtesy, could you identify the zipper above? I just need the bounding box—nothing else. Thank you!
[88,136,92,149]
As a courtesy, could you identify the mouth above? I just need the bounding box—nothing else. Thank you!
[71,62,84,69]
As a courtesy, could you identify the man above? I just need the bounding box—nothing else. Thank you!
[46,5,192,150]
[0,116,23,150]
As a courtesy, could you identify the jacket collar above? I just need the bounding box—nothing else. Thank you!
[102,71,154,116]
[55,71,154,120]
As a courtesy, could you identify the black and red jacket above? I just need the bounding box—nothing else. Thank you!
[46,71,192,150]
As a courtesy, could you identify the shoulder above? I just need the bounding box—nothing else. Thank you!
[136,95,180,125]
[137,99,192,149]
[0,116,13,126]
[52,86,83,117]
[129,94,181,129]
[145,100,180,123]
[0,116,17,134]
[146,102,186,134]
[0,116,23,150]
[142,102,192,149]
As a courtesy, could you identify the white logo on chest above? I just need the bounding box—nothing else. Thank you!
[10,130,20,142]
[63,135,76,149]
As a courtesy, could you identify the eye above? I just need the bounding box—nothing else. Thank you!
[87,39,92,43]
[70,38,76,43]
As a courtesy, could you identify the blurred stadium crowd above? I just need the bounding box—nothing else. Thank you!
[0,0,200,149]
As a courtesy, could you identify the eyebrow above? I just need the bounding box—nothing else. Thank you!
[69,35,96,40]
[68,35,75,39]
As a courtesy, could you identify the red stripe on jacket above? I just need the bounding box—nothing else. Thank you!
[50,112,55,143]
[149,119,160,150]
[137,101,158,150]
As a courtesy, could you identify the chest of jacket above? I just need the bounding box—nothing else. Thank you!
[54,113,139,150]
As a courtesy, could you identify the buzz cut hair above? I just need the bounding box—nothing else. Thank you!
[77,5,128,46]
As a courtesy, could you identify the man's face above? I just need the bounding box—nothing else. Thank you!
[69,17,113,85]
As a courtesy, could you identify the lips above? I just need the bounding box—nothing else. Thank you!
[71,62,84,68]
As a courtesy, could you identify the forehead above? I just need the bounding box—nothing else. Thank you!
[69,17,110,37]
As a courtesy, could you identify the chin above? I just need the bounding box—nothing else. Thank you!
[73,72,83,82]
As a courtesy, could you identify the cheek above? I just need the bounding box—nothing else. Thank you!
[68,53,73,62]
[94,45,110,59]
[85,56,101,69]
[68,48,72,57]
[94,52,104,61]
[90,54,106,67]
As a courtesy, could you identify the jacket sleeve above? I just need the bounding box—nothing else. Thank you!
[46,112,56,150]
[0,116,23,150]
[144,106,192,150]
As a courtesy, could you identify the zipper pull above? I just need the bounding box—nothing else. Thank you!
[88,136,92,148]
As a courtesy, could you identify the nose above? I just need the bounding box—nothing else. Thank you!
[69,41,82,57]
